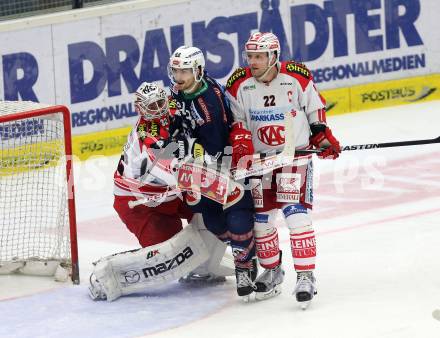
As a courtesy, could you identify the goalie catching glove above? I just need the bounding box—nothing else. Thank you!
[309,124,341,159]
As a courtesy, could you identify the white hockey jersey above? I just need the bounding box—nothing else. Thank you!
[113,116,180,201]
[225,61,327,154]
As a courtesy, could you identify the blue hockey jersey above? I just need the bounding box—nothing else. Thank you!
[170,74,233,159]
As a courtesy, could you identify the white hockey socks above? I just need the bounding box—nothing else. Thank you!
[254,211,281,269]
[282,204,316,271]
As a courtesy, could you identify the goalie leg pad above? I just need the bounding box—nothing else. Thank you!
[186,213,234,277]
[89,223,209,301]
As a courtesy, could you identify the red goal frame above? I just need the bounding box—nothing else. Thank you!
[0,105,79,284]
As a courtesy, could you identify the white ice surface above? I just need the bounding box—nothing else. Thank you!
[1,101,440,338]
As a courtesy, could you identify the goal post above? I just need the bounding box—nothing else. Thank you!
[0,101,79,284]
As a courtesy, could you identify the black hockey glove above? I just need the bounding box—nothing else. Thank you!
[169,113,189,138]
[173,134,205,161]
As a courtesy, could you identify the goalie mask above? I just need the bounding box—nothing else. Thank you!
[168,46,206,85]
[134,82,169,121]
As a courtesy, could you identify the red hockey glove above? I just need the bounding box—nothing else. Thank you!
[229,122,254,167]
[309,124,341,159]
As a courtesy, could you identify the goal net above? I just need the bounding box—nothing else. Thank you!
[0,101,79,284]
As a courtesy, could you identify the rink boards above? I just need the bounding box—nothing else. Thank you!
[71,73,440,160]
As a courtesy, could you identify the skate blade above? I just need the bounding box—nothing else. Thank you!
[240,295,251,303]
[255,284,282,301]
[294,290,316,310]
[179,279,227,285]
[300,301,311,310]
[179,276,226,285]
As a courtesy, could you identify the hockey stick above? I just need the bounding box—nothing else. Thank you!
[136,129,182,182]
[222,110,297,208]
[127,188,182,208]
[129,112,297,208]
[296,136,440,154]
[231,110,296,180]
[127,130,183,209]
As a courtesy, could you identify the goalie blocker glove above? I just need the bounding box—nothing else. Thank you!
[309,123,341,159]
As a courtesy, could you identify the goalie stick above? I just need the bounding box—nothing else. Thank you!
[127,187,182,208]
[296,135,440,154]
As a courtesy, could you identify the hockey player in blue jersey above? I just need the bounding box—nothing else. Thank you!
[168,46,258,300]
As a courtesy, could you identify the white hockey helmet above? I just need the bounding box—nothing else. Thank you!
[168,46,205,83]
[243,32,281,66]
[134,82,168,121]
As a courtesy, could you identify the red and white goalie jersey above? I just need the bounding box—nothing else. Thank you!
[225,61,327,154]
[113,115,179,201]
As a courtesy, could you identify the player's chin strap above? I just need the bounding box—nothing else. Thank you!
[183,68,204,94]
[183,77,202,94]
[256,59,280,83]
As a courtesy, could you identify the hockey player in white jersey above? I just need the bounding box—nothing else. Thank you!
[225,32,341,308]
[88,82,233,301]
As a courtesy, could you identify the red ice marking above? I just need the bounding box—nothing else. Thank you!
[313,151,440,220]
[316,207,440,237]
[78,152,440,243]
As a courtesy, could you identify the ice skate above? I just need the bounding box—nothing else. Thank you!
[178,272,226,285]
[235,259,258,302]
[293,271,317,310]
[254,257,285,301]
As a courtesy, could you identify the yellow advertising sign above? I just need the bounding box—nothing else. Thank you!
[72,127,131,161]
[321,73,439,116]
[350,74,440,112]
[65,74,440,161]
[321,87,351,116]
[0,140,63,176]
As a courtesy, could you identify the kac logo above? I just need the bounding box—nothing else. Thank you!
[257,125,285,146]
